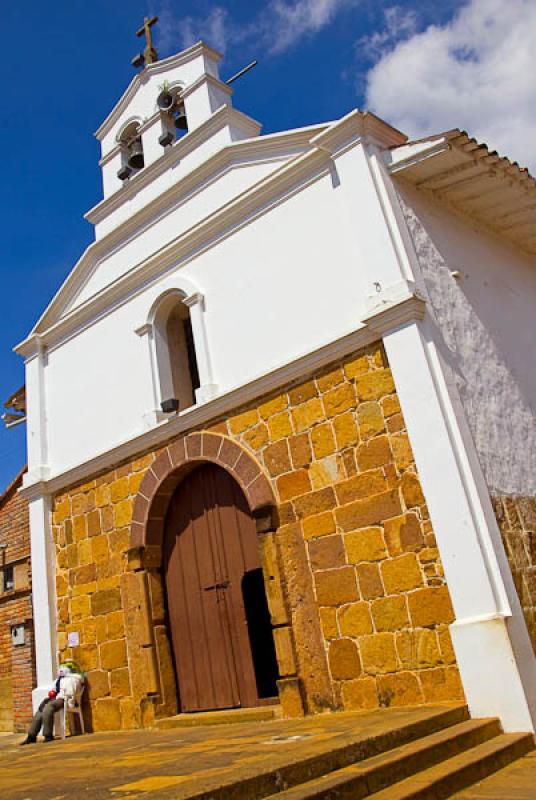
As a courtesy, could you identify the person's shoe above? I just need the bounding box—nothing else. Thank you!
[19,736,36,745]
[43,736,54,742]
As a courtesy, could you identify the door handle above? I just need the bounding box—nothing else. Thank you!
[203,581,230,591]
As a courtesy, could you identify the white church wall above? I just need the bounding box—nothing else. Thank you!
[41,168,369,477]
[398,184,536,497]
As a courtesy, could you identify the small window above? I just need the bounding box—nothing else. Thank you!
[2,565,14,593]
[153,294,200,414]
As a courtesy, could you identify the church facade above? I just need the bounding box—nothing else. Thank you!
[16,41,536,733]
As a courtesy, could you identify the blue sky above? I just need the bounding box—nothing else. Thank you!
[1,0,534,491]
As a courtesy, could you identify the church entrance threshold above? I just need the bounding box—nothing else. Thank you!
[163,463,279,713]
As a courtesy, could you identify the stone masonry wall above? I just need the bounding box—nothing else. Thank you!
[492,495,536,654]
[0,474,35,732]
[53,341,463,731]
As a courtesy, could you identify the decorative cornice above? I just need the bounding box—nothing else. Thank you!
[181,73,233,101]
[20,292,425,498]
[95,42,223,140]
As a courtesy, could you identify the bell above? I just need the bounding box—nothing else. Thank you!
[157,89,175,112]
[127,140,144,170]
[174,108,188,130]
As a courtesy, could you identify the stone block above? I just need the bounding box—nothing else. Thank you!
[344,354,370,379]
[91,588,122,617]
[401,471,426,508]
[345,527,386,563]
[259,533,289,626]
[381,395,401,417]
[71,595,91,621]
[302,511,336,540]
[72,493,89,516]
[277,678,305,718]
[336,470,387,506]
[111,477,130,503]
[101,506,114,532]
[259,394,288,419]
[384,514,424,556]
[93,698,122,731]
[289,380,317,405]
[416,629,442,668]
[335,489,402,532]
[100,639,128,671]
[356,563,384,600]
[78,539,92,566]
[86,670,110,700]
[333,412,359,449]
[323,384,356,417]
[408,586,455,627]
[72,515,87,542]
[360,633,397,675]
[372,595,409,632]
[357,436,393,471]
[309,456,342,490]
[87,510,101,538]
[73,644,98,671]
[263,440,291,477]
[91,534,110,563]
[391,433,414,471]
[277,470,311,502]
[317,368,344,393]
[328,638,362,679]
[356,369,395,402]
[129,472,145,495]
[438,626,457,665]
[420,667,465,702]
[377,671,423,707]
[110,668,131,698]
[112,499,132,530]
[357,402,385,440]
[273,627,297,676]
[311,423,336,459]
[315,567,359,606]
[229,409,259,434]
[289,434,312,469]
[381,554,423,594]
[109,528,130,554]
[70,563,97,586]
[294,487,336,519]
[243,423,269,451]
[119,698,140,730]
[319,607,338,639]
[338,602,373,637]
[106,610,125,640]
[291,398,325,433]
[308,535,345,571]
[342,677,379,710]
[268,412,293,441]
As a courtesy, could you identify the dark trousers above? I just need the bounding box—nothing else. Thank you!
[28,698,64,739]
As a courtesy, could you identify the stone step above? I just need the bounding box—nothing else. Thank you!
[262,718,502,799]
[181,705,469,800]
[154,704,280,729]
[365,732,534,800]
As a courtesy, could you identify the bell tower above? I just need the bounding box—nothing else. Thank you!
[90,20,261,237]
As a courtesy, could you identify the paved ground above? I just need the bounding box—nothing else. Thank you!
[0,705,460,800]
[1,707,534,800]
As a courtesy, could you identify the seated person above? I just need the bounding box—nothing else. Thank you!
[21,661,84,744]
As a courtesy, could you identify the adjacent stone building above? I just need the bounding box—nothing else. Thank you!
[15,40,536,734]
[0,468,35,732]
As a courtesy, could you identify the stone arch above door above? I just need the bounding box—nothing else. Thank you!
[129,431,277,552]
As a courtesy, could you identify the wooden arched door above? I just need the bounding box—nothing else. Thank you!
[163,463,279,712]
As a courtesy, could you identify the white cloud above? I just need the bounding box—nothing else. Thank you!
[152,0,355,58]
[364,0,536,171]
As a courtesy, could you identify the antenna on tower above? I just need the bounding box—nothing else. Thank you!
[225,60,258,86]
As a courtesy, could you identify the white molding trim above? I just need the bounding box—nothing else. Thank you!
[19,293,423,498]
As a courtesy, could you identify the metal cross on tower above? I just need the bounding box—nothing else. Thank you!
[132,15,159,69]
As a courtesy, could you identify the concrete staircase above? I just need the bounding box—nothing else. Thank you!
[178,706,533,800]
